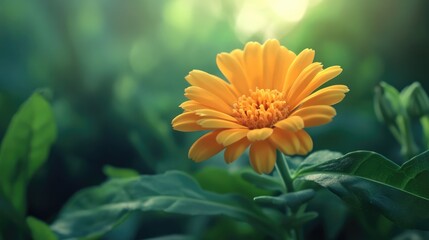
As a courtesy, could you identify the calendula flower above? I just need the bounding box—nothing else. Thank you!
[172,39,348,174]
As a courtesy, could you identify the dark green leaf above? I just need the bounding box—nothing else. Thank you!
[27,217,57,240]
[294,150,429,229]
[102,165,140,179]
[194,167,271,197]
[0,93,57,214]
[294,150,343,175]
[254,190,315,209]
[51,171,280,239]
[241,171,283,192]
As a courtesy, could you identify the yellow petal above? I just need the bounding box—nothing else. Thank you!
[269,128,300,155]
[216,129,249,146]
[179,100,205,111]
[295,66,343,101]
[185,86,233,115]
[172,112,204,132]
[185,70,238,105]
[298,85,349,108]
[283,49,315,95]
[291,105,336,127]
[195,109,238,122]
[243,42,263,90]
[189,131,224,162]
[262,39,281,89]
[296,130,313,155]
[247,128,273,142]
[224,138,250,163]
[274,116,304,132]
[287,62,323,106]
[249,141,276,174]
[197,119,246,129]
[216,53,250,95]
[273,47,296,91]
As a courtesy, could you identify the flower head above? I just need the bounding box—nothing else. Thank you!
[172,39,349,174]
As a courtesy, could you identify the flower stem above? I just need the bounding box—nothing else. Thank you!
[275,150,294,193]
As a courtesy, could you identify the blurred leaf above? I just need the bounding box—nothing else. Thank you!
[0,93,57,214]
[194,167,271,197]
[294,150,429,230]
[51,171,281,239]
[27,217,57,240]
[102,165,139,179]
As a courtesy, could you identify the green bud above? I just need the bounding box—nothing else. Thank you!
[374,82,402,124]
[401,82,429,118]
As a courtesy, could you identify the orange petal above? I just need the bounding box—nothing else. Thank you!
[224,138,250,163]
[298,85,349,108]
[249,141,276,174]
[291,105,336,127]
[247,128,273,142]
[179,100,205,111]
[216,129,249,146]
[287,62,323,106]
[185,70,238,105]
[172,112,205,132]
[262,39,281,89]
[296,130,313,155]
[273,47,296,91]
[189,131,224,162]
[274,116,304,132]
[269,128,301,155]
[195,109,238,122]
[216,52,250,95]
[243,42,263,90]
[295,66,343,101]
[185,86,233,114]
[197,119,246,129]
[283,49,315,95]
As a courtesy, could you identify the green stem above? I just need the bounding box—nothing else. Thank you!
[275,150,294,193]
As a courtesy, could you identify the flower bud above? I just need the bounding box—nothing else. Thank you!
[401,82,429,118]
[374,82,401,124]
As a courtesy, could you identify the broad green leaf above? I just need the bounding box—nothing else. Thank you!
[194,167,271,197]
[293,150,343,175]
[254,189,315,209]
[294,150,429,229]
[102,165,140,179]
[0,93,57,214]
[27,217,57,240]
[51,171,281,239]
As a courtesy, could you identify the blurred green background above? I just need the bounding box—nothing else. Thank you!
[0,0,428,238]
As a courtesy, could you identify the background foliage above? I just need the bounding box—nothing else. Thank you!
[0,0,428,239]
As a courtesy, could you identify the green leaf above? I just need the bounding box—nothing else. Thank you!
[27,217,58,240]
[240,171,284,192]
[294,150,343,174]
[194,167,271,197]
[294,150,429,229]
[51,171,281,239]
[102,165,140,179]
[0,93,57,214]
[254,190,315,209]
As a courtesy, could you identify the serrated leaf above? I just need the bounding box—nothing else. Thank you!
[0,93,57,214]
[27,217,58,240]
[294,150,429,229]
[51,171,281,239]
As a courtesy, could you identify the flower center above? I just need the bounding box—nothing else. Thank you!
[232,88,289,129]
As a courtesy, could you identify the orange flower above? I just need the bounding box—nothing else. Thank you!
[172,39,349,174]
